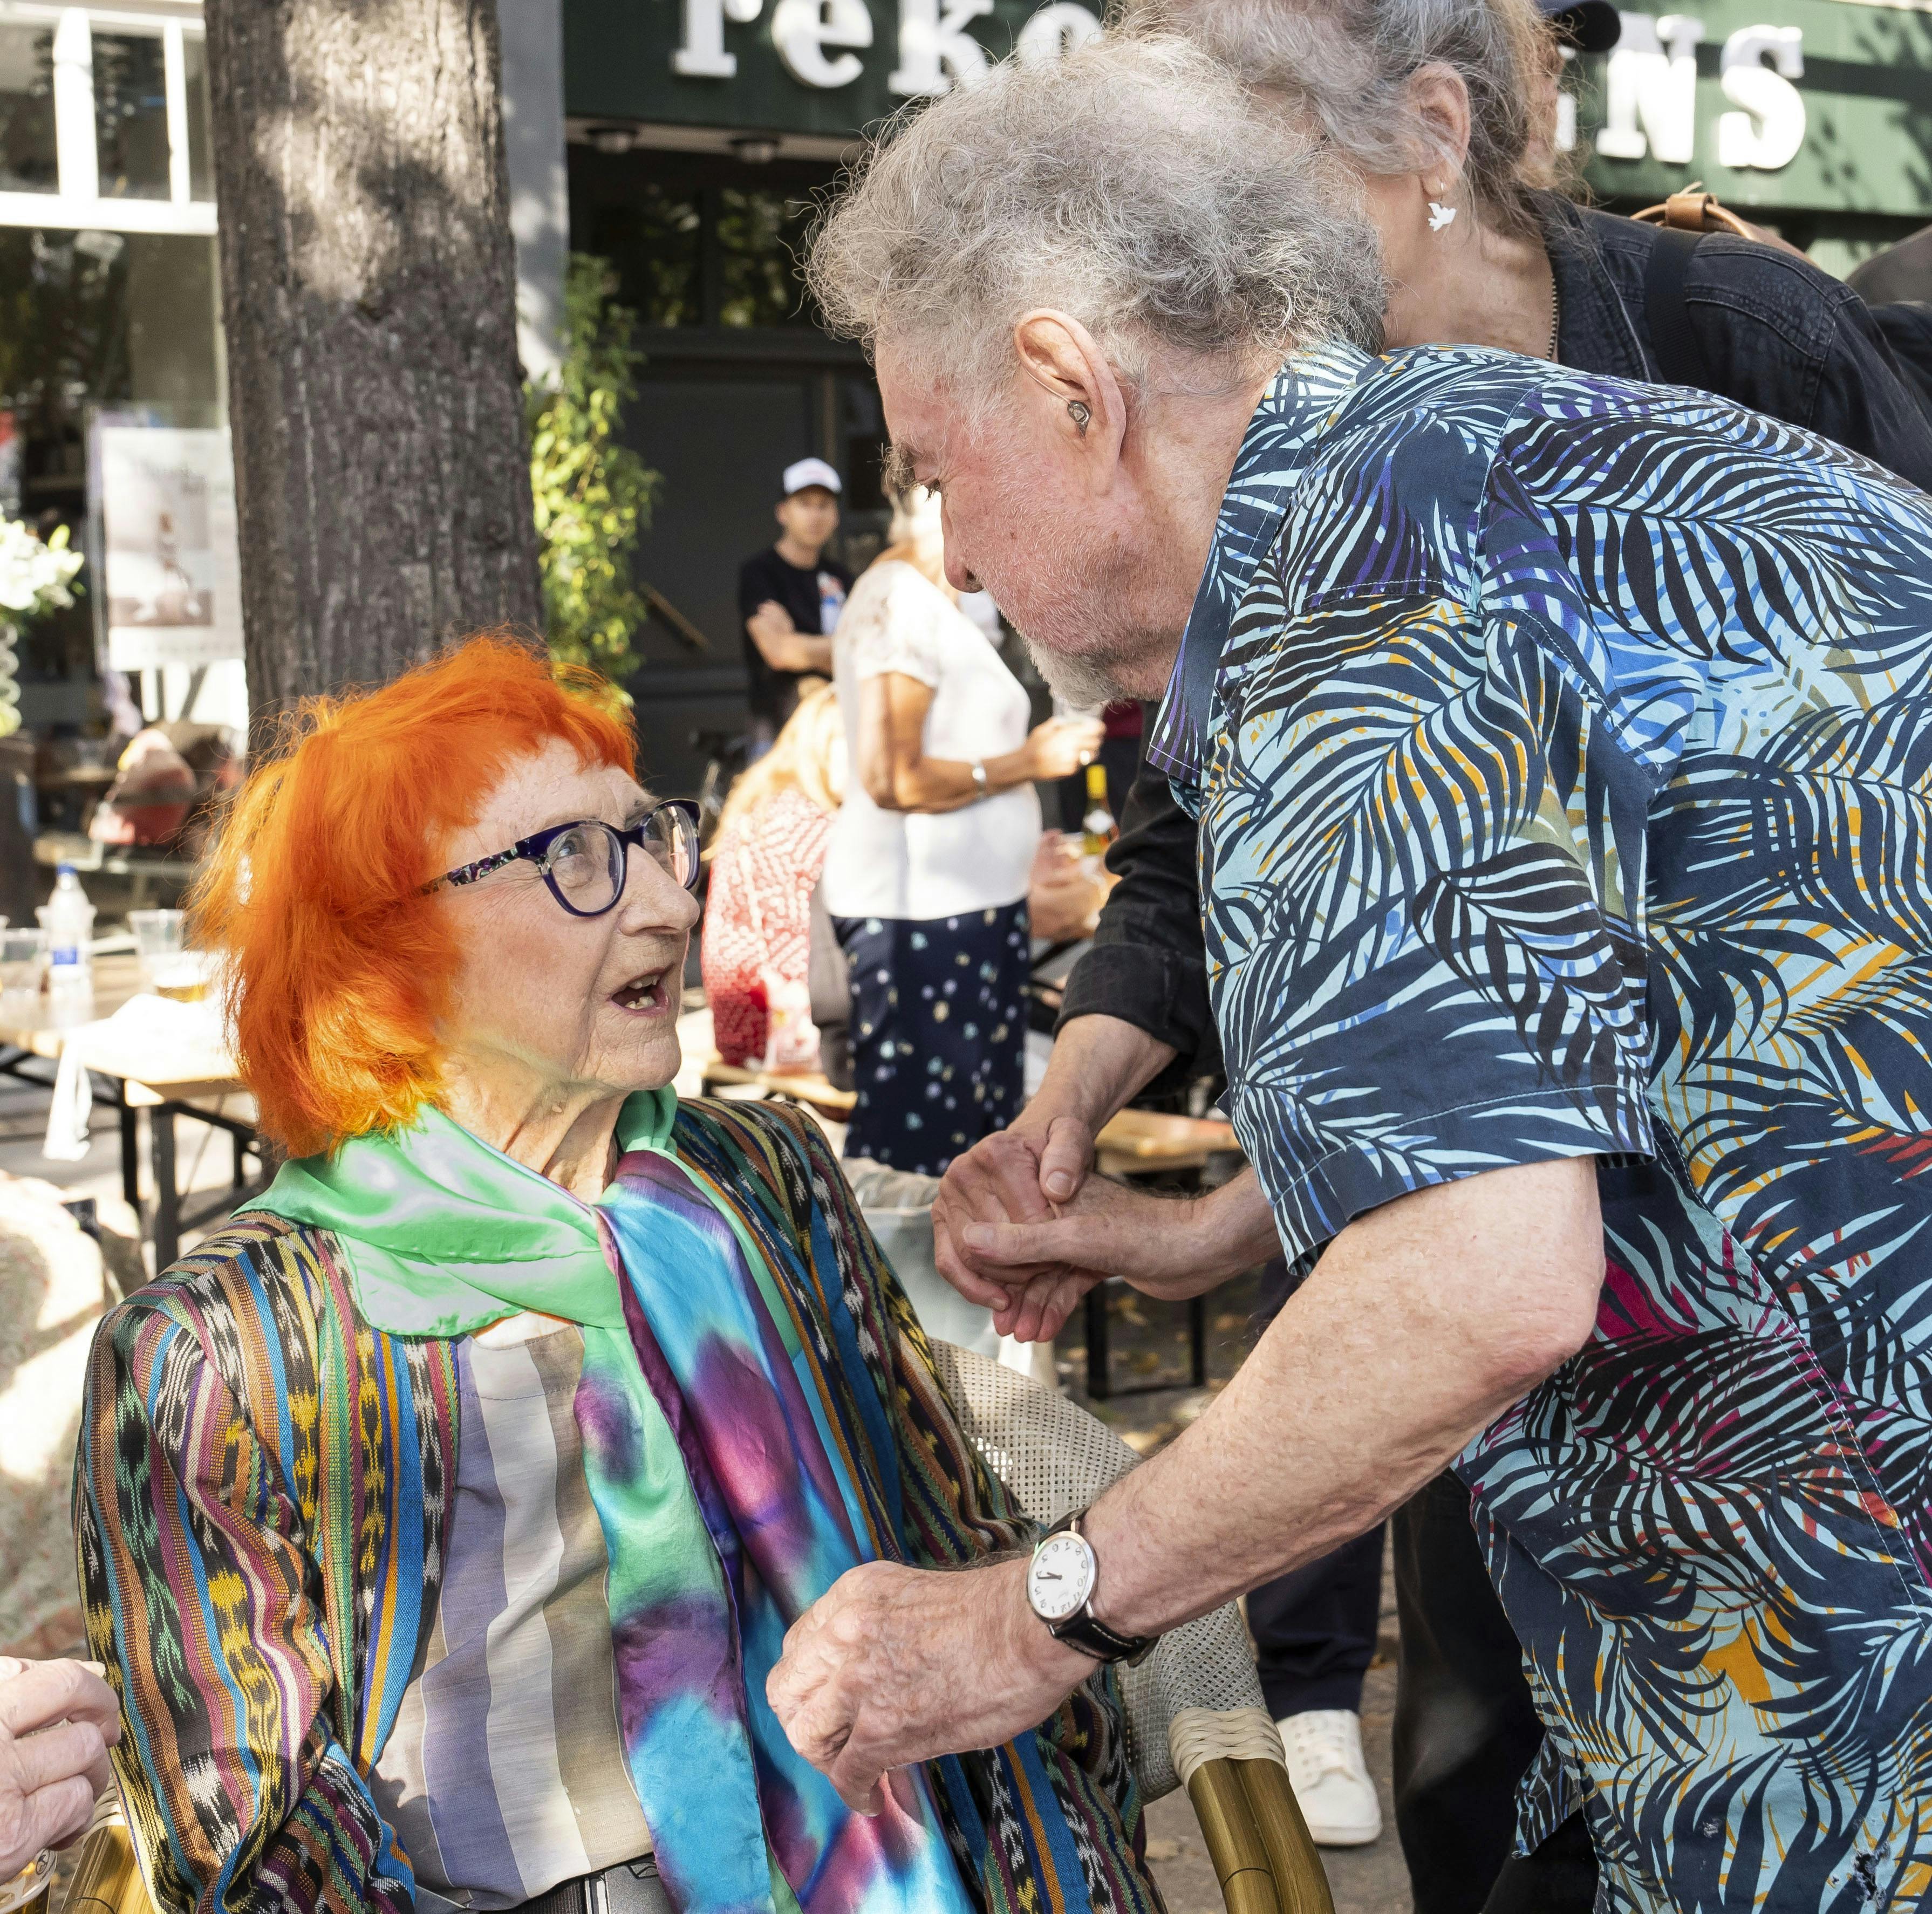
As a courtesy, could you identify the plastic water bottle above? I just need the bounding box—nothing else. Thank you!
[44,863,95,1005]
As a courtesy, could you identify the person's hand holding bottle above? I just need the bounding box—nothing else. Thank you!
[1019,715,1104,781]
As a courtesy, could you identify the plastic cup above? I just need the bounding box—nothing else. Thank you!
[128,908,185,961]
[148,949,221,1003]
[0,926,44,1000]
[129,909,200,995]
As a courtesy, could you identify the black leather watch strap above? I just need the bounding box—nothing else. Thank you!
[1041,1512,1155,1665]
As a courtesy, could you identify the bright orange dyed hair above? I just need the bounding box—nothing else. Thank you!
[190,633,635,1158]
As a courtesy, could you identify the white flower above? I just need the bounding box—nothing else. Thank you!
[0,517,85,621]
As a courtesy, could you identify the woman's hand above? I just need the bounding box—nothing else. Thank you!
[0,1658,120,1877]
[1020,716,1105,782]
[1027,832,1107,941]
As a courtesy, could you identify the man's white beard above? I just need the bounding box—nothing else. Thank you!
[1016,630,1132,708]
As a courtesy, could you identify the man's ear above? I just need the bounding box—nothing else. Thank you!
[1012,310,1128,486]
[1407,64,1473,189]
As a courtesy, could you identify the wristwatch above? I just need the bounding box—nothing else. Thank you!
[970,759,989,794]
[1026,1510,1155,1664]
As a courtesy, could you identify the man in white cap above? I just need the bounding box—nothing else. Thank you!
[738,456,853,747]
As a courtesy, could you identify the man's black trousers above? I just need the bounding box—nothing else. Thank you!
[1392,1471,1598,1914]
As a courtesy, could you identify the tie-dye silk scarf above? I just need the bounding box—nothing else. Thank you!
[254,1089,974,1914]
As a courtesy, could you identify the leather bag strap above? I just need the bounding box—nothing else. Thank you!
[1642,225,1710,390]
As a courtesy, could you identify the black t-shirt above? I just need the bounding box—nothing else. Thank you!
[738,546,854,729]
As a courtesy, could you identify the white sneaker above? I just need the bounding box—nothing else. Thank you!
[1279,1708,1383,1847]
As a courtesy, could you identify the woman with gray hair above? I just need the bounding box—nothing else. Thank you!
[772,31,1932,1914]
[933,0,1932,1904]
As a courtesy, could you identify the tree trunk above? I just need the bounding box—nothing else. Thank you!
[202,0,541,730]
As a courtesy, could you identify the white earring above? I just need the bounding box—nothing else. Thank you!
[1428,200,1457,233]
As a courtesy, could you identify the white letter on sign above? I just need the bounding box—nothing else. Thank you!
[1717,26,1804,170]
[774,0,872,85]
[673,0,764,78]
[889,0,993,95]
[1015,2,1103,62]
[1596,11,1703,164]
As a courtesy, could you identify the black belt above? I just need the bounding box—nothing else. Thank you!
[516,1856,668,1914]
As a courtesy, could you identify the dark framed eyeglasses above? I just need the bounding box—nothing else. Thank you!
[428,799,701,918]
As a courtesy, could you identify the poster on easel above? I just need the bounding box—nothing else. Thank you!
[92,422,243,672]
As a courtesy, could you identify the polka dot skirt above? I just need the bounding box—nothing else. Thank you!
[830,903,1030,1175]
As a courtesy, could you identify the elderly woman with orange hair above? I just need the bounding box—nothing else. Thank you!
[73,637,1156,1914]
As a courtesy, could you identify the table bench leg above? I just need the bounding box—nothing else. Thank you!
[151,1108,180,1271]
[1085,1283,1112,1401]
[1189,1293,1209,1389]
[119,1092,140,1213]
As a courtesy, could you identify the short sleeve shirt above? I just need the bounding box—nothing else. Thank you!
[820,560,1039,921]
[1157,342,1932,1907]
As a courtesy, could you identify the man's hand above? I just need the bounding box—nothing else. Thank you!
[767,1558,1091,1813]
[937,1129,1280,1341]
[956,1171,1272,1341]
[0,1657,120,1877]
[933,1014,1183,1332]
[932,1123,1100,1335]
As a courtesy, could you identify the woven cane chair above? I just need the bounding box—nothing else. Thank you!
[927,1339,1335,1914]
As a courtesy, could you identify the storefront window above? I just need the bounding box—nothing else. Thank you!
[715,187,815,328]
[181,30,211,201]
[595,180,702,325]
[0,18,56,194]
[92,29,169,200]
[575,153,827,331]
[0,227,221,698]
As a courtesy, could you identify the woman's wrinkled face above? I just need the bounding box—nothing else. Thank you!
[436,739,699,1099]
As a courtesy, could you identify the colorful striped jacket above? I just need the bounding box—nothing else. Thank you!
[75,1099,1157,1914]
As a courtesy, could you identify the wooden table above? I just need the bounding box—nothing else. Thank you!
[700,1056,857,1117]
[0,953,262,1267]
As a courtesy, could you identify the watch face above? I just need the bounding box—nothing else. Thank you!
[1029,1530,1097,1623]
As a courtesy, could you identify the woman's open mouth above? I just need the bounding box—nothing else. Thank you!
[611,968,673,1016]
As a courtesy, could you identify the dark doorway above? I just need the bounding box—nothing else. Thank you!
[569,141,885,796]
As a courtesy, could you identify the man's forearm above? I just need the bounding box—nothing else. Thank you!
[1179,1169,1282,1284]
[1081,1157,1605,1637]
[748,626,834,673]
[1020,1014,1177,1138]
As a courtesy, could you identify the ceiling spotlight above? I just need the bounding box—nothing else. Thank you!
[589,125,636,155]
[731,135,781,163]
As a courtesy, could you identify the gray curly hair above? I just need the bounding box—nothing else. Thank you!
[806,35,1384,407]
[1114,0,1558,235]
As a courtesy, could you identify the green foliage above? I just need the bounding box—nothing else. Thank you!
[528,255,661,690]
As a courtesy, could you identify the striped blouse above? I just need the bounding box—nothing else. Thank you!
[370,1316,651,1910]
[74,1097,1158,1914]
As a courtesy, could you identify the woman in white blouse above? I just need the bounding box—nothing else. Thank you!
[821,488,1100,1172]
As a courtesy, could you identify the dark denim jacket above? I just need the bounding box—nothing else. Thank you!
[1062,196,1932,1081]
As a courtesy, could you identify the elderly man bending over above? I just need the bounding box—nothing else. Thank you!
[768,35,1932,1909]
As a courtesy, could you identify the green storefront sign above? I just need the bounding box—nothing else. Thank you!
[563,0,1932,216]
[566,0,1103,142]
[1575,0,1932,216]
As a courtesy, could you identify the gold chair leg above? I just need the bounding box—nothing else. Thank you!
[1186,1758,1285,1914]
[58,1816,147,1914]
[1238,1758,1336,1914]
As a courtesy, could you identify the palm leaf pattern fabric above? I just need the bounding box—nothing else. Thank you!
[1155,341,1932,1911]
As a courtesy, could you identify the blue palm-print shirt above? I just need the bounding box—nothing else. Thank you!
[1153,341,1932,1912]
